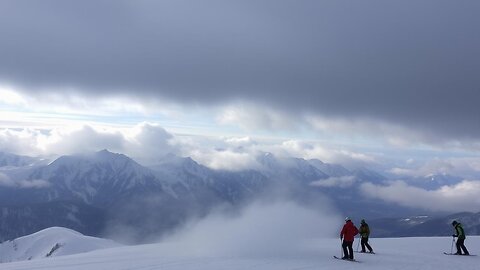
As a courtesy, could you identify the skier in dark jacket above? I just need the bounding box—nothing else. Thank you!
[340,217,359,260]
[359,219,374,253]
[452,220,469,255]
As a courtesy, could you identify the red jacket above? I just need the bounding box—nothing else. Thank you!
[340,220,359,241]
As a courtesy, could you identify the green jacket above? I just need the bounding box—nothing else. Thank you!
[359,223,370,238]
[454,223,466,239]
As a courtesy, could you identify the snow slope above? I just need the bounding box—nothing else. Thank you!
[0,227,120,263]
[1,236,479,269]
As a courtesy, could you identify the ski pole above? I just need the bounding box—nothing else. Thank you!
[356,236,360,252]
[340,237,343,258]
[450,236,455,254]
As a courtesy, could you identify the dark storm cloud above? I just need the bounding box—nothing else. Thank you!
[0,0,479,140]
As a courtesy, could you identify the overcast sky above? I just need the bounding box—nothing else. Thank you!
[0,0,479,175]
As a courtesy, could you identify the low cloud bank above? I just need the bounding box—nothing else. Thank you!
[163,200,342,257]
[0,172,50,188]
[310,176,356,188]
[360,180,480,212]
[0,124,382,171]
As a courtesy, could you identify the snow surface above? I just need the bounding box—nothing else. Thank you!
[0,227,120,263]
[1,235,479,269]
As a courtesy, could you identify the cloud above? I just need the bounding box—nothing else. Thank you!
[0,86,27,106]
[223,136,257,148]
[0,172,15,187]
[125,123,176,163]
[0,1,478,146]
[217,103,300,132]
[306,115,424,148]
[0,129,45,155]
[0,122,477,178]
[4,85,479,154]
[188,148,261,172]
[17,179,50,188]
[182,138,381,171]
[42,126,125,155]
[360,180,480,212]
[310,176,356,188]
[0,123,177,163]
[0,172,50,188]
[164,200,342,257]
[389,157,480,179]
[276,140,378,168]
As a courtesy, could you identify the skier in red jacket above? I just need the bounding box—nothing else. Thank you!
[340,217,359,260]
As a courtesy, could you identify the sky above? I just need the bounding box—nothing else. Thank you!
[1,0,480,210]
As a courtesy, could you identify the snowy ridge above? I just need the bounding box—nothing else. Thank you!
[28,150,167,206]
[42,150,159,189]
[255,153,329,182]
[308,159,351,177]
[0,227,120,263]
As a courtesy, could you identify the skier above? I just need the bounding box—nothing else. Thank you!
[340,217,359,260]
[359,219,374,253]
[451,220,469,255]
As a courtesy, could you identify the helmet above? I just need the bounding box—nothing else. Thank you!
[361,219,366,224]
[345,217,351,221]
[452,220,458,226]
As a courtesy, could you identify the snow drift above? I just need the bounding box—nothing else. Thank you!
[0,227,120,263]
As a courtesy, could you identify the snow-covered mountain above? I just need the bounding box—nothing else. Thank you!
[0,227,120,263]
[256,153,329,183]
[150,154,269,203]
[308,159,351,177]
[27,149,170,207]
[0,150,274,242]
[0,201,106,242]
[0,149,469,243]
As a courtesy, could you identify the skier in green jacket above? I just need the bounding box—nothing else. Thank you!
[358,219,374,253]
[452,220,469,255]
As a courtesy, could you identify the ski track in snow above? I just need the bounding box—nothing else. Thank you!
[1,236,479,270]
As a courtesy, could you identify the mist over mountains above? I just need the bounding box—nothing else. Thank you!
[0,150,477,243]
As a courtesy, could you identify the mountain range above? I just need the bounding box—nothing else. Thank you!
[0,150,477,242]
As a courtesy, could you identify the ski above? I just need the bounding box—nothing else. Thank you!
[333,256,360,262]
[443,252,477,256]
[354,251,376,254]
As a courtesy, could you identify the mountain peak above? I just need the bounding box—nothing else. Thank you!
[97,149,113,155]
[92,149,128,161]
[48,150,133,169]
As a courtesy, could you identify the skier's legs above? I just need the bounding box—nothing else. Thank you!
[360,238,367,252]
[342,240,349,258]
[364,237,373,252]
[458,238,469,255]
[456,239,463,254]
[347,241,354,259]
